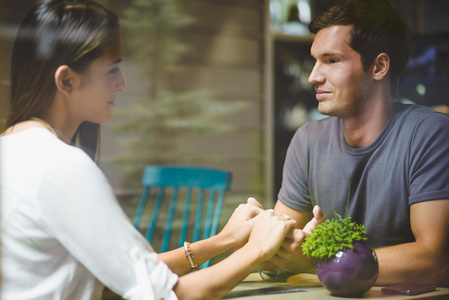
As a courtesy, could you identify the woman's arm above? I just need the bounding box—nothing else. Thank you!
[157,235,231,276]
[158,198,264,275]
[173,210,297,300]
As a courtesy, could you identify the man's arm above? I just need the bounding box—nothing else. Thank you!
[272,199,449,284]
[375,199,449,285]
[274,200,313,229]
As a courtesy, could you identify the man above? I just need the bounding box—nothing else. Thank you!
[271,0,449,285]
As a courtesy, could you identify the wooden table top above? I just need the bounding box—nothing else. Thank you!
[224,273,449,300]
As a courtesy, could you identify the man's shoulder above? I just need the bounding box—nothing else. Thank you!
[397,102,449,120]
[395,103,449,132]
[288,117,341,151]
[293,116,339,140]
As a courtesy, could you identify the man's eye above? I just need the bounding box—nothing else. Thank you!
[329,59,338,64]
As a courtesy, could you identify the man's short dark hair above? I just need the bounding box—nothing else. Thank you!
[309,0,410,96]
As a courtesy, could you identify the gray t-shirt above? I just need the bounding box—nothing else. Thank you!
[278,102,449,248]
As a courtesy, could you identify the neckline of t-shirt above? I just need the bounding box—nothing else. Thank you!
[341,101,402,156]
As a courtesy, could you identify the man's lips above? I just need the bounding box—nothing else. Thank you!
[315,89,331,100]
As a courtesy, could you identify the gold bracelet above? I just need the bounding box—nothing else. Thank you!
[184,241,200,271]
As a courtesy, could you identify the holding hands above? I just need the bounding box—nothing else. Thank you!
[245,209,297,261]
[170,197,325,299]
[241,199,326,275]
[218,196,325,272]
[270,205,326,273]
[218,197,296,254]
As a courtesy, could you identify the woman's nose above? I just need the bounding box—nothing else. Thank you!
[115,71,127,92]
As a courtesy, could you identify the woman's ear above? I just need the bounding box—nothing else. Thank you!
[372,53,390,81]
[55,65,75,95]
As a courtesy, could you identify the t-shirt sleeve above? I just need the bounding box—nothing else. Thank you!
[36,148,178,300]
[277,127,314,212]
[409,112,449,204]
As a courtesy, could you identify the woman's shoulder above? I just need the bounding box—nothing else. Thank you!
[45,134,97,172]
[36,131,105,192]
[3,128,95,170]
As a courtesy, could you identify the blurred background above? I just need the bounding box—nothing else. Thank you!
[1,0,449,253]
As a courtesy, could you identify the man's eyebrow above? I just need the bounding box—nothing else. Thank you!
[311,52,344,59]
[321,52,343,57]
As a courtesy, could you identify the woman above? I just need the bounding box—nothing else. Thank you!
[0,1,321,299]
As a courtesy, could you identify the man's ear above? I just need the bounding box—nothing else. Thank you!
[372,53,390,81]
[55,65,75,94]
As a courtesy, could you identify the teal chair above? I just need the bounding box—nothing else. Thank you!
[133,166,232,268]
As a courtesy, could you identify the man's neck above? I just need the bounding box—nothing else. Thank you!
[342,97,396,148]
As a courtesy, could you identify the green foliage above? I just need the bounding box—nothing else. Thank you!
[120,0,193,64]
[302,212,367,260]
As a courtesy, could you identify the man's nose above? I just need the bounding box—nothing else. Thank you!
[308,63,324,84]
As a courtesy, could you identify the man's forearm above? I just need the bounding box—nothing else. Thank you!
[375,241,448,285]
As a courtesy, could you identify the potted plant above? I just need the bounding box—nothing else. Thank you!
[302,211,378,297]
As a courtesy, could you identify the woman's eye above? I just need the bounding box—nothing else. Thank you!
[109,67,120,75]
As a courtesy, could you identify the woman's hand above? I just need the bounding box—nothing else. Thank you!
[269,205,326,273]
[245,210,297,260]
[217,197,264,249]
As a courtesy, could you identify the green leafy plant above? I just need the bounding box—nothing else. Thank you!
[302,212,367,260]
[302,174,367,260]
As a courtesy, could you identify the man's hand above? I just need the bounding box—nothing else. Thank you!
[303,205,325,235]
[270,205,326,274]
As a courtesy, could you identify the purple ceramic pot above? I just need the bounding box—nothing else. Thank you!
[316,240,378,297]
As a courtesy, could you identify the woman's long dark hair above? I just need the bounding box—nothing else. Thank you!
[7,0,119,161]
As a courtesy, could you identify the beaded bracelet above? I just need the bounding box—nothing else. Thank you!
[184,241,200,271]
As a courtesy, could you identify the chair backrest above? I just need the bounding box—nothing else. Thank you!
[133,166,232,267]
